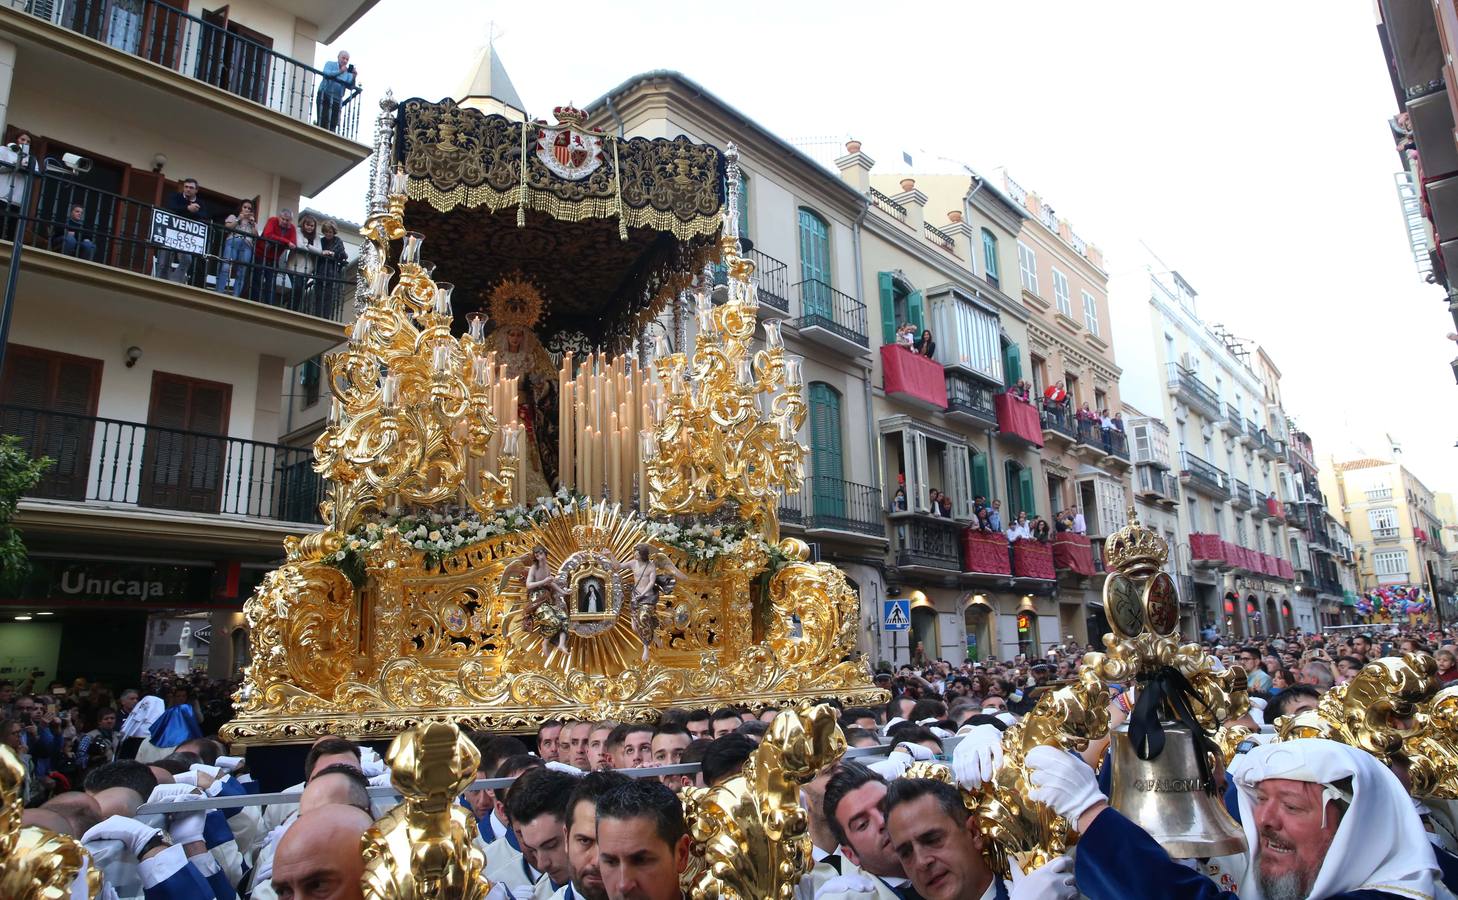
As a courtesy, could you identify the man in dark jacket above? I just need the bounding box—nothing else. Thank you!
[157,178,204,285]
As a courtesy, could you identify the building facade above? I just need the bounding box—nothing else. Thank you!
[1322,457,1457,622]
[1113,266,1305,639]
[0,0,374,684]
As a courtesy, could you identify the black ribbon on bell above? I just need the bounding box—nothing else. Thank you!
[1128,665,1222,796]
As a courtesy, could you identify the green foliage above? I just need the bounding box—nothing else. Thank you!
[0,436,51,592]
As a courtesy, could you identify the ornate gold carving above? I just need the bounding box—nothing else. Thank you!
[682,705,845,900]
[0,746,99,899]
[225,502,882,742]
[1273,653,1437,763]
[1407,684,1458,799]
[362,722,493,899]
[486,272,545,329]
[1102,506,1169,576]
[645,231,806,531]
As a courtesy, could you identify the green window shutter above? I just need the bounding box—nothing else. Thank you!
[971,450,990,499]
[878,271,897,345]
[982,229,999,282]
[1004,460,1019,513]
[1019,466,1036,517]
[906,289,924,332]
[798,208,832,320]
[808,383,845,518]
[1002,341,1022,388]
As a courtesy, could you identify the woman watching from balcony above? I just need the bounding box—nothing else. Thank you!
[255,207,298,305]
[215,200,257,296]
[317,218,349,313]
[914,328,936,359]
[290,212,322,312]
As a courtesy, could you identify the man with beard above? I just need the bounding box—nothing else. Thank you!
[1024,739,1438,899]
[557,770,632,899]
[596,780,691,900]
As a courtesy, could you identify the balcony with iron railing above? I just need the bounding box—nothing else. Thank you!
[945,371,998,429]
[1243,418,1261,447]
[1136,465,1179,505]
[1258,429,1283,460]
[791,279,869,356]
[780,476,885,541]
[881,345,947,411]
[1074,418,1107,456]
[1165,363,1221,418]
[4,0,363,141]
[868,187,907,224]
[0,173,353,325]
[893,516,963,573]
[1223,403,1242,435]
[1230,479,1252,509]
[2,404,320,528]
[1039,400,1077,444]
[717,247,790,314]
[1179,450,1229,499]
[1252,490,1271,519]
[923,221,956,255]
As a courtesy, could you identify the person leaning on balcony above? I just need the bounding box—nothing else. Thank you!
[50,204,95,260]
[157,177,205,284]
[255,207,298,304]
[988,499,1003,532]
[215,200,257,296]
[317,218,349,312]
[1006,511,1032,543]
[317,51,357,132]
[895,322,916,349]
[914,328,936,359]
[289,212,322,311]
[1044,380,1068,407]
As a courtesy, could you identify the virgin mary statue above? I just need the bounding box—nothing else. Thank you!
[484,275,558,502]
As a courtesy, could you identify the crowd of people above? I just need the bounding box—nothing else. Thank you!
[5,622,1455,899]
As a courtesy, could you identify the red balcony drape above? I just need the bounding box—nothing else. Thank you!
[1052,533,1095,576]
[962,529,1012,575]
[993,393,1044,446]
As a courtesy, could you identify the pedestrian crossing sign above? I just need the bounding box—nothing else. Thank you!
[883,599,910,631]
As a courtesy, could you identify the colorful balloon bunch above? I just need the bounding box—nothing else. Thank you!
[1355,585,1431,618]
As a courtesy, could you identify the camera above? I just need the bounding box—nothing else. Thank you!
[61,153,91,174]
[347,64,355,73]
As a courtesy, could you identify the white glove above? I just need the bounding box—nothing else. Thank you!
[216,755,245,772]
[189,763,222,780]
[1025,746,1105,823]
[1008,854,1076,900]
[83,815,164,859]
[951,724,1004,790]
[359,746,387,778]
[893,741,936,762]
[545,760,583,775]
[171,771,199,786]
[148,790,207,846]
[147,783,203,804]
[814,872,879,898]
[881,716,906,735]
[508,886,535,900]
[367,770,393,788]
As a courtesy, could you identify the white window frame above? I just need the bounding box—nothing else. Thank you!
[1017,242,1039,295]
[1052,268,1071,317]
[1082,289,1099,336]
[1373,549,1408,577]
[1369,507,1399,538]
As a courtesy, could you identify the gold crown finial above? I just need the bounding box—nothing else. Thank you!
[1103,506,1169,577]
[487,273,546,329]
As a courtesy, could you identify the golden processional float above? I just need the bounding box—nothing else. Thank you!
[220,93,880,746]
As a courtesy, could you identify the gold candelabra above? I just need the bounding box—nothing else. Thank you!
[313,166,521,536]
[646,152,806,532]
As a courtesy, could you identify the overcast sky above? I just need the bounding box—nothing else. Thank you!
[308,1,1457,496]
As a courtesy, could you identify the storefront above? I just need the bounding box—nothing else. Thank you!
[2,552,264,686]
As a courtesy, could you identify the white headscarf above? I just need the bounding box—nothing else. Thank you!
[1234,738,1438,900]
[119,696,164,740]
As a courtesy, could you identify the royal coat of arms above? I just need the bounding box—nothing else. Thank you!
[535,105,604,180]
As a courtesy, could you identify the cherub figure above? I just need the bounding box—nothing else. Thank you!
[605,544,687,662]
[500,544,570,657]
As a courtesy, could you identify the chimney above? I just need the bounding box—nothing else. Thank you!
[1087,244,1105,270]
[834,139,874,193]
[892,177,927,231]
[942,210,974,266]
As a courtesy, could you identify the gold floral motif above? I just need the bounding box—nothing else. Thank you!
[682,705,845,900]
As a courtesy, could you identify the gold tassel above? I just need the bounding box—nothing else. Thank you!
[518,117,528,227]
[613,137,627,241]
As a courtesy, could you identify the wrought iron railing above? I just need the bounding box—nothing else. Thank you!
[1038,399,1077,440]
[923,221,956,253]
[1232,479,1252,506]
[749,248,790,312]
[868,187,907,224]
[802,476,885,537]
[1107,429,1129,459]
[792,279,868,348]
[1,404,320,522]
[1180,450,1228,496]
[1226,404,1242,431]
[1245,418,1260,441]
[0,170,352,320]
[5,0,362,140]
[1165,363,1220,413]
[893,517,962,571]
[947,372,997,426]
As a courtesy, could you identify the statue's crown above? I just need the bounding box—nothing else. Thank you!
[1103,507,1169,576]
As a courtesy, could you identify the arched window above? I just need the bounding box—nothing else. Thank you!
[798,208,832,320]
[808,382,844,518]
[981,228,999,287]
